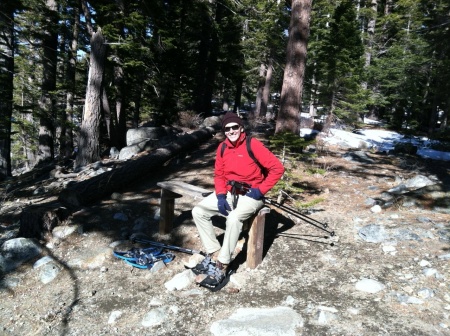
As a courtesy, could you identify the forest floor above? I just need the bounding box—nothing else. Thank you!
[0,123,449,335]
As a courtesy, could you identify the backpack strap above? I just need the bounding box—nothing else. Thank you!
[220,142,226,158]
[246,136,265,174]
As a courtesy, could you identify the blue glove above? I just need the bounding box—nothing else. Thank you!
[246,188,263,200]
[217,194,231,216]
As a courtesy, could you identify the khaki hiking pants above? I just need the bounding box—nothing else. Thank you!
[192,192,264,264]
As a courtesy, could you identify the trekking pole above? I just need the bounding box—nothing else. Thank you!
[131,237,207,256]
[263,198,335,237]
[265,198,330,228]
[276,232,335,246]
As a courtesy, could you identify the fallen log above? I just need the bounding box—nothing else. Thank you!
[58,126,217,207]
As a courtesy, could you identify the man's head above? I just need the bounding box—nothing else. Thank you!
[221,112,244,144]
[221,112,244,130]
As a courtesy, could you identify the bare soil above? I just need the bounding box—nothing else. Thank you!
[0,128,449,335]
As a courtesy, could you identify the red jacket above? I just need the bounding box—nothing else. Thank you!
[214,133,285,195]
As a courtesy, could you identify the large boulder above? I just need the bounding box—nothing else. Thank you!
[126,126,181,146]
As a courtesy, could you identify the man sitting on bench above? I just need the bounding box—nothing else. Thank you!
[190,112,284,289]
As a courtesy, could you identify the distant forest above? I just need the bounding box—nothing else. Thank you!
[0,0,449,177]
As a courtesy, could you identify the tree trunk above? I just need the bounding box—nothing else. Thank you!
[37,0,59,164]
[255,63,266,117]
[193,10,213,114]
[321,90,336,134]
[114,58,127,149]
[202,3,223,116]
[19,203,70,239]
[61,3,80,159]
[60,127,216,207]
[0,3,14,179]
[442,96,449,129]
[365,0,377,69]
[276,0,312,135]
[75,28,107,169]
[102,88,114,142]
[260,58,273,119]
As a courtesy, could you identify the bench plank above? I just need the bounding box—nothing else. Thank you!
[157,181,211,200]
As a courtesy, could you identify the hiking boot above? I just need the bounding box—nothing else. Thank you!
[195,262,226,289]
[191,254,215,275]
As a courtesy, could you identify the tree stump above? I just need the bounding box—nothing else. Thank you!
[19,204,70,239]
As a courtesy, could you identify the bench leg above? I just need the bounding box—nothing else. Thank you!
[159,189,177,234]
[247,212,266,269]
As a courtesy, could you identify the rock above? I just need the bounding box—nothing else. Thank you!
[229,272,249,289]
[33,255,55,269]
[108,310,122,324]
[38,262,61,284]
[404,175,435,189]
[358,224,388,243]
[422,268,437,277]
[52,225,82,239]
[118,144,143,160]
[355,278,386,293]
[417,288,435,299]
[393,228,421,241]
[141,307,167,327]
[283,295,297,306]
[210,307,303,336]
[150,260,166,273]
[419,260,431,267]
[202,116,221,128]
[126,127,171,146]
[438,253,450,260]
[382,245,396,253]
[164,270,195,291]
[0,237,42,273]
[370,205,382,213]
[317,309,337,325]
[109,147,120,159]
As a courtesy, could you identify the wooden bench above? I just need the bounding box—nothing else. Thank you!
[156,180,270,269]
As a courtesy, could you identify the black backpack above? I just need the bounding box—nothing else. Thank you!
[220,136,267,176]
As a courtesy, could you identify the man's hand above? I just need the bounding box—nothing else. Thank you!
[246,188,263,200]
[217,194,231,216]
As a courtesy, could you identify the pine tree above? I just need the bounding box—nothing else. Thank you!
[320,0,365,131]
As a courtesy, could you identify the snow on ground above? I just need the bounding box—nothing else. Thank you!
[300,121,450,162]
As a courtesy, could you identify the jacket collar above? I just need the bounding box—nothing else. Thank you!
[225,132,246,148]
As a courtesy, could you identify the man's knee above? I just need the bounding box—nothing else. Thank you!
[192,205,201,220]
[225,213,243,230]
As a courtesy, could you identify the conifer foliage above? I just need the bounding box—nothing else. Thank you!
[1,0,449,174]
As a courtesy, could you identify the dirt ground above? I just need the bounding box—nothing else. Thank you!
[0,127,449,335]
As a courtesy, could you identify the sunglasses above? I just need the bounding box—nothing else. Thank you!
[224,125,240,132]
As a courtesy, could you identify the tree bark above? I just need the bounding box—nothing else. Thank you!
[255,63,266,117]
[60,127,216,207]
[276,0,312,135]
[0,3,14,179]
[19,203,70,239]
[61,3,80,159]
[260,58,273,119]
[37,0,59,164]
[75,28,107,169]
[113,57,127,149]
